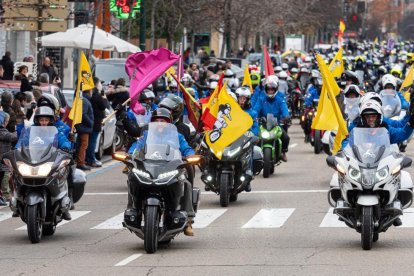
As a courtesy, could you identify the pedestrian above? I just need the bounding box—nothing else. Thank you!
[109,78,129,109]
[18,65,33,92]
[0,51,14,80]
[1,92,16,134]
[12,92,27,136]
[40,57,57,84]
[189,63,199,82]
[86,77,108,168]
[183,47,191,64]
[75,89,94,171]
[38,72,50,84]
[0,111,18,206]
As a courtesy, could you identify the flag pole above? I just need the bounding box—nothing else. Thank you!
[102,98,131,125]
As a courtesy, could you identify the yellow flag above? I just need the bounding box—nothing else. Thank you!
[69,52,95,129]
[205,87,253,159]
[329,48,344,80]
[401,64,414,102]
[312,54,348,154]
[374,37,379,44]
[166,66,176,76]
[242,65,253,92]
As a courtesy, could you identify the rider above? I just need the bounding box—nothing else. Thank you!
[128,108,196,236]
[253,76,290,162]
[36,94,71,139]
[381,74,409,110]
[16,106,72,220]
[304,78,322,109]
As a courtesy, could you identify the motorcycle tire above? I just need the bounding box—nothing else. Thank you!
[42,224,56,236]
[263,148,272,178]
[361,206,374,250]
[27,204,42,244]
[115,129,125,151]
[229,193,238,202]
[219,173,230,207]
[144,206,159,254]
[314,130,322,154]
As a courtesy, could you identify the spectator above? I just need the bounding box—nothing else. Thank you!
[12,92,27,136]
[23,55,34,62]
[39,72,50,84]
[225,59,232,70]
[209,50,216,57]
[0,51,14,80]
[86,77,108,168]
[108,78,129,109]
[0,64,4,80]
[183,47,191,64]
[75,89,94,171]
[1,92,16,133]
[40,57,57,84]
[189,63,199,82]
[18,65,32,92]
[0,112,17,206]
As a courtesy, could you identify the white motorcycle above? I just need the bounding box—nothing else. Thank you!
[327,127,413,250]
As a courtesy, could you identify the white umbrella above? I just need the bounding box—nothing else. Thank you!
[38,24,140,53]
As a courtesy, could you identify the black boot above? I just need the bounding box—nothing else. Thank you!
[62,210,72,221]
[244,183,251,192]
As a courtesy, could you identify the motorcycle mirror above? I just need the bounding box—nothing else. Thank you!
[112,152,129,162]
[401,157,412,169]
[326,155,337,169]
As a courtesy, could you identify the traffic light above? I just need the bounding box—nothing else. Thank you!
[352,15,357,22]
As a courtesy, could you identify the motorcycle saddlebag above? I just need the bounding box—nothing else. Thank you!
[253,146,264,175]
[72,169,86,203]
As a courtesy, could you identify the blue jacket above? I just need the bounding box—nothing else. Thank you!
[251,86,264,107]
[398,92,409,110]
[304,86,319,107]
[55,118,71,138]
[15,126,72,150]
[128,130,195,157]
[74,94,94,134]
[253,92,290,121]
[244,107,259,136]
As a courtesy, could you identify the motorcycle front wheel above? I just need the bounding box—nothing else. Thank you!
[144,206,159,254]
[27,204,43,244]
[314,130,322,154]
[361,206,374,250]
[220,173,231,207]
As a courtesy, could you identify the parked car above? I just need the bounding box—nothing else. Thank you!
[92,58,129,87]
[62,89,117,160]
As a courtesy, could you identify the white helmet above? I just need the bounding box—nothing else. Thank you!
[264,75,279,99]
[381,74,397,90]
[228,91,238,102]
[359,100,383,126]
[359,92,382,106]
[343,84,361,97]
[274,66,282,73]
[209,81,218,90]
[235,86,251,99]
[311,69,321,79]
[278,71,288,79]
[282,63,289,70]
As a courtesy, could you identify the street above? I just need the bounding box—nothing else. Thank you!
[2,121,414,275]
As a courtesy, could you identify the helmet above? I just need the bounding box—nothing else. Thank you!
[139,89,155,105]
[158,94,184,123]
[235,86,251,108]
[343,84,361,98]
[274,66,282,73]
[390,67,402,79]
[300,67,309,73]
[208,74,220,82]
[406,53,413,63]
[169,80,178,89]
[342,70,359,85]
[378,66,387,75]
[278,71,288,79]
[209,81,218,90]
[311,69,321,79]
[186,87,196,97]
[359,100,383,127]
[150,107,173,124]
[264,75,279,99]
[37,93,60,118]
[181,73,194,87]
[360,92,382,106]
[224,69,234,78]
[34,106,55,126]
[250,71,260,86]
[290,67,299,74]
[281,63,289,70]
[355,56,365,63]
[381,74,397,89]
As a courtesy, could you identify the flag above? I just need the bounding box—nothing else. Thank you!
[329,48,344,79]
[374,37,379,44]
[401,64,414,102]
[201,81,225,130]
[339,19,346,36]
[263,45,274,78]
[312,54,348,154]
[242,64,253,92]
[205,89,253,159]
[169,73,201,129]
[199,73,224,105]
[69,51,94,129]
[125,48,180,114]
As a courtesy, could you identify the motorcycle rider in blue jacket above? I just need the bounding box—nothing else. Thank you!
[253,75,290,162]
[381,74,409,110]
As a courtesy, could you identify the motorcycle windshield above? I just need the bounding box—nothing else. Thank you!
[379,89,401,118]
[134,113,151,127]
[347,128,390,164]
[18,126,58,164]
[144,122,181,161]
[266,113,278,130]
[344,98,359,121]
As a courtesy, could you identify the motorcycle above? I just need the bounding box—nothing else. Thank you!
[116,112,151,151]
[259,114,283,178]
[301,99,323,153]
[200,132,262,207]
[3,126,86,243]
[327,127,413,250]
[113,122,201,254]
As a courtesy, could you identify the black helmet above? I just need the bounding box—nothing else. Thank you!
[139,89,155,104]
[34,106,55,126]
[158,94,184,123]
[150,107,173,123]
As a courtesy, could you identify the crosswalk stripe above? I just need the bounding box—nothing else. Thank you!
[319,208,346,227]
[91,212,124,230]
[193,209,227,228]
[242,208,295,228]
[0,210,12,222]
[16,211,91,231]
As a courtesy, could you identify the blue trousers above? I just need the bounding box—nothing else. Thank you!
[86,131,99,164]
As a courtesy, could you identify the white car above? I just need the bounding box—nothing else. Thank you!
[62,89,117,160]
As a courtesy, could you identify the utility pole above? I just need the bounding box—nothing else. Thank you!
[139,0,145,51]
[37,0,43,71]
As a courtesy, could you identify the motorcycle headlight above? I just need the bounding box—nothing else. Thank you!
[225,146,241,157]
[348,166,361,182]
[361,168,376,188]
[375,166,389,182]
[132,168,151,179]
[17,162,53,177]
[158,170,178,180]
[261,131,270,139]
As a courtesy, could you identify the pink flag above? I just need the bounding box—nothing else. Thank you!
[125,48,180,114]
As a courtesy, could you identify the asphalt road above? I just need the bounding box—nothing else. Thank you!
[2,121,414,275]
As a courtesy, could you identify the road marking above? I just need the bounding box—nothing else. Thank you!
[242,208,295,228]
[16,211,91,230]
[114,254,142,266]
[86,161,122,179]
[193,209,227,228]
[400,208,414,227]
[289,143,298,149]
[84,190,329,196]
[91,212,124,230]
[0,210,12,222]
[319,208,346,227]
